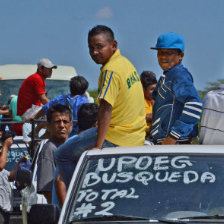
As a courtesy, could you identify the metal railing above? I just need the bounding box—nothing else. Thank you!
[0,119,45,158]
[0,118,77,158]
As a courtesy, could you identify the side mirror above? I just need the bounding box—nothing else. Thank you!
[28,204,59,224]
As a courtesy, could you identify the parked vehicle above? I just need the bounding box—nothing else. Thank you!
[0,64,94,105]
[28,145,224,223]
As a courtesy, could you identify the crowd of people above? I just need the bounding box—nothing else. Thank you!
[0,24,223,222]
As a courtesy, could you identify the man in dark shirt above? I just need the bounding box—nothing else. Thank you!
[37,104,72,203]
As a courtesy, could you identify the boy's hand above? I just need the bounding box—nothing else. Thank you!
[15,156,27,169]
[146,113,153,123]
[3,137,13,148]
[161,136,176,145]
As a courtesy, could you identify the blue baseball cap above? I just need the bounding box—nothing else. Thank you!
[151,32,184,52]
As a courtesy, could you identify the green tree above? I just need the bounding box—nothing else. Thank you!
[198,79,224,100]
[88,89,98,103]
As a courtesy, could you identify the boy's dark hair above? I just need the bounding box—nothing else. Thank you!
[69,76,89,96]
[175,49,182,55]
[78,103,98,131]
[47,104,72,123]
[88,25,114,42]
[140,71,157,89]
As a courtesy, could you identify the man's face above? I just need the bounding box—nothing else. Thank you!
[88,34,117,65]
[157,49,184,71]
[40,67,53,79]
[48,112,72,143]
[144,83,157,101]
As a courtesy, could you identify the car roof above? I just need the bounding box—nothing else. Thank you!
[0,64,77,80]
[85,145,224,156]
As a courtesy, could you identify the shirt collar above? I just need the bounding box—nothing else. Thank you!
[100,49,120,71]
[164,63,183,75]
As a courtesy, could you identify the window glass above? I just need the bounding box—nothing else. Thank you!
[69,154,224,221]
[5,139,30,171]
[0,80,70,105]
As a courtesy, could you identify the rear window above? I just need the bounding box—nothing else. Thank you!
[0,80,70,105]
[67,154,224,222]
[5,138,30,171]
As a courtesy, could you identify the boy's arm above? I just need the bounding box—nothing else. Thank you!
[94,99,112,149]
[0,109,10,115]
[55,172,66,208]
[0,137,13,171]
[89,69,119,149]
[30,95,61,120]
[31,109,45,120]
[39,94,50,105]
[8,156,29,181]
[166,72,202,143]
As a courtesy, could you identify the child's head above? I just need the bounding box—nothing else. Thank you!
[69,76,89,96]
[140,71,157,101]
[77,103,98,132]
[151,33,184,71]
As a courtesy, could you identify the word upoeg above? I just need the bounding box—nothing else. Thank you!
[96,156,194,172]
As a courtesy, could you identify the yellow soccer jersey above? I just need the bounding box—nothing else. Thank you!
[97,49,146,146]
[145,99,153,132]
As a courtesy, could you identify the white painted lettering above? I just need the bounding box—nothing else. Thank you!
[153,156,169,170]
[171,156,193,169]
[168,172,181,182]
[85,191,99,202]
[183,171,198,184]
[117,156,137,172]
[155,172,169,182]
[135,156,152,170]
[135,171,153,185]
[94,201,115,216]
[101,189,117,201]
[201,172,216,183]
[102,173,116,184]
[116,172,133,183]
[126,188,139,199]
[82,172,101,188]
[97,158,116,171]
[110,190,127,199]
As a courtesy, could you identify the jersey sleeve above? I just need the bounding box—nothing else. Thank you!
[169,71,202,140]
[97,69,120,106]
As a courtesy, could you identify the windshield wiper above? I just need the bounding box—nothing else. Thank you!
[158,218,188,224]
[71,214,151,222]
[179,214,224,220]
[71,215,188,223]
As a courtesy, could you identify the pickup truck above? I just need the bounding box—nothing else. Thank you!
[27,145,224,224]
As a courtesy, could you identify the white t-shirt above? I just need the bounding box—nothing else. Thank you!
[0,169,13,212]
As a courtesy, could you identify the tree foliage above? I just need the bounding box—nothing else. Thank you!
[88,89,98,103]
[198,79,224,100]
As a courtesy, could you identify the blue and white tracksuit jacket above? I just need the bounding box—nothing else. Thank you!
[150,64,202,144]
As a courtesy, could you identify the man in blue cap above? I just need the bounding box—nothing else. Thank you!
[150,32,202,144]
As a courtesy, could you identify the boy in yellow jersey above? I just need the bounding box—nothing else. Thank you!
[89,25,146,148]
[140,71,157,138]
[55,25,146,189]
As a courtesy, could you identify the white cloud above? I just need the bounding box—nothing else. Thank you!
[95,6,114,19]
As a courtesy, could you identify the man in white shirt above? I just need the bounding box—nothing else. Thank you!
[200,84,224,144]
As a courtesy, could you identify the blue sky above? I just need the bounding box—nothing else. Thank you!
[0,0,224,91]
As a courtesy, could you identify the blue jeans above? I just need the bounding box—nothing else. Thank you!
[54,127,117,189]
